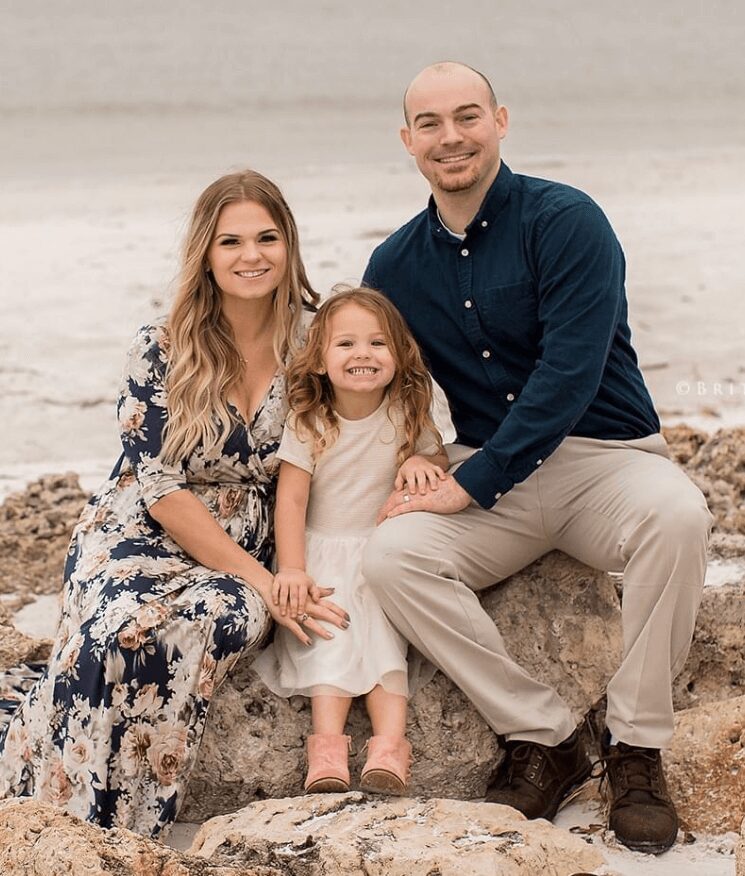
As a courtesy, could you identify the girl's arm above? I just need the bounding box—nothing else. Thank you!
[273,461,341,642]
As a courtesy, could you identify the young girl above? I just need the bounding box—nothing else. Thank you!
[253,287,448,794]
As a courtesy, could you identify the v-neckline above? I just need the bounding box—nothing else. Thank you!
[228,369,280,429]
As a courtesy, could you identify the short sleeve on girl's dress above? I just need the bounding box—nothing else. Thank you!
[275,416,315,475]
[117,324,188,509]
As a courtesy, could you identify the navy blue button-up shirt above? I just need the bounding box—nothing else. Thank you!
[362,162,660,509]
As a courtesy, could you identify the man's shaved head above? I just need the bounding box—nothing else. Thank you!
[403,62,498,127]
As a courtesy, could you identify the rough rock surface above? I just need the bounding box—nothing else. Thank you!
[664,694,745,833]
[0,472,88,605]
[737,816,745,876]
[182,552,621,821]
[190,792,605,876]
[674,581,745,710]
[0,601,52,671]
[0,799,280,876]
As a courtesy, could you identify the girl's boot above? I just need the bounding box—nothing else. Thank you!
[360,735,411,795]
[304,733,351,793]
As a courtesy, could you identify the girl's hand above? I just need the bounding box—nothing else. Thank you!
[272,568,315,618]
[395,455,447,496]
[263,586,351,647]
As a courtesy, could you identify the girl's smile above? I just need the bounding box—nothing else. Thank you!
[322,303,396,418]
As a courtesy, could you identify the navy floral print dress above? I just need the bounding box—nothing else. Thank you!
[0,322,289,837]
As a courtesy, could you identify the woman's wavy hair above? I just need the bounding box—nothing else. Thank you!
[287,286,443,465]
[161,169,318,464]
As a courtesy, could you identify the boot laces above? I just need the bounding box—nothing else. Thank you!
[596,745,666,805]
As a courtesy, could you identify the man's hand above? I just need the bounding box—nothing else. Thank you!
[376,474,472,524]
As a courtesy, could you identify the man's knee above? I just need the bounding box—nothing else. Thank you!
[638,481,712,549]
[362,517,437,595]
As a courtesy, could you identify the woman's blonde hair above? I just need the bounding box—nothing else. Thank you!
[161,169,318,463]
[287,286,443,465]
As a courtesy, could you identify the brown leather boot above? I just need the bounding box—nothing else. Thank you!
[485,729,591,820]
[601,733,678,854]
[304,734,351,793]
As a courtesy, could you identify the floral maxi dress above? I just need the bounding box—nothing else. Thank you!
[0,323,286,837]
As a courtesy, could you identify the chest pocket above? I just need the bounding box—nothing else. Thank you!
[476,281,539,345]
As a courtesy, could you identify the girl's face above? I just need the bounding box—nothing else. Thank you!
[322,303,396,408]
[206,200,287,306]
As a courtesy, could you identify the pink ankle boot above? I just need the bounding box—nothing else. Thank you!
[360,735,411,795]
[304,734,351,793]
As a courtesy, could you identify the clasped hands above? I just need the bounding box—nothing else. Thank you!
[269,568,349,647]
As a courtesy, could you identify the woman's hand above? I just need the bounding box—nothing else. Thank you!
[395,454,447,496]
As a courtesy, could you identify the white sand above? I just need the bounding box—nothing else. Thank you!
[2,2,744,870]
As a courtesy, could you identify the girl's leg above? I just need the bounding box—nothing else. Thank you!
[365,685,407,737]
[305,694,353,792]
[361,685,411,795]
[311,695,352,734]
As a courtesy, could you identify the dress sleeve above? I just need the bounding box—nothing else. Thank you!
[414,425,441,457]
[117,324,188,509]
[275,416,315,475]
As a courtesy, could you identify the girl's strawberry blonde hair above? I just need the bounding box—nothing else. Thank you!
[286,286,443,465]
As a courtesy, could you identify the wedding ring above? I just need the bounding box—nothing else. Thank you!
[300,613,309,622]
[403,494,411,503]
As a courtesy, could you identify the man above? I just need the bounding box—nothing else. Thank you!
[360,61,711,855]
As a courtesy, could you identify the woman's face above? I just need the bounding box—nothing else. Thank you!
[206,200,288,305]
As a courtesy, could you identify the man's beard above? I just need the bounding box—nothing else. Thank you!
[432,165,481,193]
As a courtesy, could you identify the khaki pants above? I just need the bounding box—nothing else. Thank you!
[361,434,712,749]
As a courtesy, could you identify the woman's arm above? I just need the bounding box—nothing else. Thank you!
[149,490,274,595]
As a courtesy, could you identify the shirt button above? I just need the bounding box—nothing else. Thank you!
[494,492,502,500]
[506,393,515,402]
[464,300,473,309]
[536,458,543,466]
[481,220,488,228]
[461,248,469,257]
[482,350,491,359]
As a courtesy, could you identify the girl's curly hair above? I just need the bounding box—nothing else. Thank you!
[287,286,443,465]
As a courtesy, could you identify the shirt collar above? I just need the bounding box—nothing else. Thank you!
[428,161,513,240]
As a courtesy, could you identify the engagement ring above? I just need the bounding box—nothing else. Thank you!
[300,613,309,622]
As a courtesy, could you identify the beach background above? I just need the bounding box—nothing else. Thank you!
[1,1,744,871]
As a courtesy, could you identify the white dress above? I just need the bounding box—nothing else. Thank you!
[253,399,437,699]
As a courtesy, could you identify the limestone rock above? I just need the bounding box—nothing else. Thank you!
[688,428,745,534]
[190,792,605,876]
[662,424,709,465]
[737,816,745,876]
[674,581,745,710]
[182,552,621,821]
[0,473,88,603]
[664,694,745,833]
[0,799,280,875]
[0,601,53,671]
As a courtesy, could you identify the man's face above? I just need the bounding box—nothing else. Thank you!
[401,69,508,196]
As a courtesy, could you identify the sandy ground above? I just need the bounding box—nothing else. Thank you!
[2,2,744,871]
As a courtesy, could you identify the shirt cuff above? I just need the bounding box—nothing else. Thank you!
[452,450,514,509]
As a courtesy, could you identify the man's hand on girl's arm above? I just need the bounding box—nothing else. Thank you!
[376,474,472,524]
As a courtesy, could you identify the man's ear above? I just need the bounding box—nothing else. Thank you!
[495,105,509,140]
[400,125,414,155]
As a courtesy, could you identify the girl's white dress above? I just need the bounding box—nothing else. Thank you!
[253,400,437,699]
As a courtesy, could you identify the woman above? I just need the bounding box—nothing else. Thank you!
[0,169,347,837]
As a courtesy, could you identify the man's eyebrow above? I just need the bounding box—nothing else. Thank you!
[412,103,485,124]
